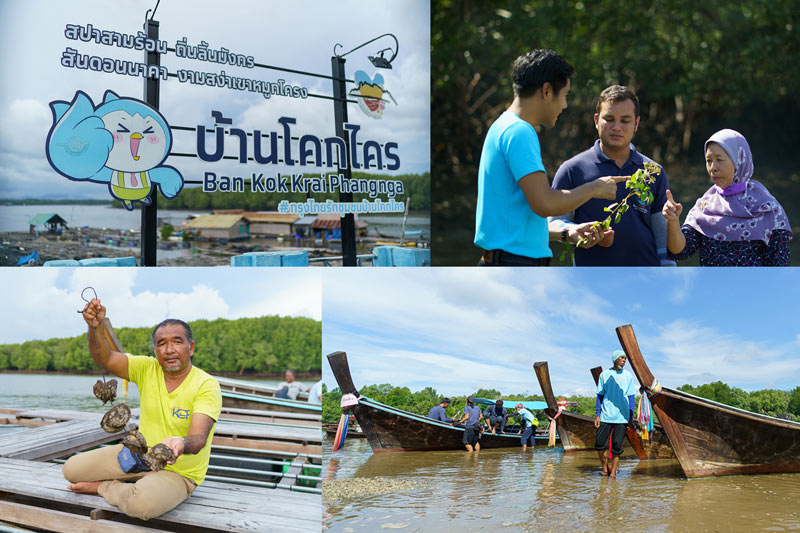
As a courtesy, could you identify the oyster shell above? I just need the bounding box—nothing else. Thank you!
[93,379,118,404]
[143,443,175,472]
[121,430,147,455]
[100,403,131,433]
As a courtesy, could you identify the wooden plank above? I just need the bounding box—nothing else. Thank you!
[0,420,134,461]
[214,420,321,443]
[0,498,167,532]
[0,458,320,532]
[277,461,303,490]
[211,436,321,456]
[220,407,320,422]
[14,408,140,422]
[219,412,318,428]
[0,417,55,428]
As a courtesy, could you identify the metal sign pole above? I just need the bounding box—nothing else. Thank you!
[140,19,160,266]
[331,56,357,267]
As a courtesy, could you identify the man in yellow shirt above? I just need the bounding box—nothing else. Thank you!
[63,298,222,521]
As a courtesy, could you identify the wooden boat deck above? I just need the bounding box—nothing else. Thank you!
[0,457,319,532]
[219,406,321,428]
[222,391,320,415]
[215,376,310,402]
[213,419,322,456]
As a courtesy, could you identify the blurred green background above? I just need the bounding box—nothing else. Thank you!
[431,0,800,265]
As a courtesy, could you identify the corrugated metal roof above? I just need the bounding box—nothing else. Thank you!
[186,214,249,229]
[243,212,299,223]
[311,213,367,229]
[28,213,66,226]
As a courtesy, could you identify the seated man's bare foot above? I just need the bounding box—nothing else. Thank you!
[68,481,103,494]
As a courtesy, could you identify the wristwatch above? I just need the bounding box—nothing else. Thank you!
[561,228,569,243]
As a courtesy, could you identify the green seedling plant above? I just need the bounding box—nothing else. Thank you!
[560,162,662,262]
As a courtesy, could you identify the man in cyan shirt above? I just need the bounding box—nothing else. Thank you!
[551,85,669,266]
[475,49,625,266]
[594,350,637,478]
[64,299,221,520]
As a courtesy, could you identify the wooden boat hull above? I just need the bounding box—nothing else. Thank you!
[617,324,800,477]
[328,351,548,452]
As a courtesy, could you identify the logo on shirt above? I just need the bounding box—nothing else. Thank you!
[172,407,190,419]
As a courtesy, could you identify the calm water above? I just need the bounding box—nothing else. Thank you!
[0,373,141,412]
[0,373,282,412]
[323,438,800,532]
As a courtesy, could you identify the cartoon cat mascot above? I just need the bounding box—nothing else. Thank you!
[46,90,183,210]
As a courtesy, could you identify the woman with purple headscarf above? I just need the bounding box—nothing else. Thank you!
[662,129,792,266]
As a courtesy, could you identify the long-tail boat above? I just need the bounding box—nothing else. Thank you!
[327,351,546,452]
[616,324,800,477]
[533,361,673,460]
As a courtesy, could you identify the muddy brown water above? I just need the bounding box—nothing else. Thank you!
[323,438,800,532]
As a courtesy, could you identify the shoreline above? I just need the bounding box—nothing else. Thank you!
[1,219,428,266]
[0,369,322,380]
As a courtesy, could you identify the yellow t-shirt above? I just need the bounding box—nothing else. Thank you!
[127,355,222,485]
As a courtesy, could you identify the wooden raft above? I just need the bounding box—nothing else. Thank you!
[0,457,320,532]
[0,418,134,462]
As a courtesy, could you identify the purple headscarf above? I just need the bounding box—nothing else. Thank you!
[684,129,791,245]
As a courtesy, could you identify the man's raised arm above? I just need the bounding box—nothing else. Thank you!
[82,299,128,380]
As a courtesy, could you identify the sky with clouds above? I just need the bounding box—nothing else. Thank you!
[322,268,800,397]
[0,0,430,200]
[0,268,320,345]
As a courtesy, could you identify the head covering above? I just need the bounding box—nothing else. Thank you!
[612,349,625,365]
[516,403,524,410]
[495,400,503,406]
[441,397,451,405]
[684,129,791,245]
[466,395,475,406]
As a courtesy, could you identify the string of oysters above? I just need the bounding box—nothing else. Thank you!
[80,288,175,471]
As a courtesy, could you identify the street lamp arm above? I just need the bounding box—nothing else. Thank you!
[333,33,399,63]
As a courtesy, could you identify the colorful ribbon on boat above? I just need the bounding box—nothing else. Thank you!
[647,378,662,398]
[332,409,350,451]
[546,405,564,447]
[637,389,654,443]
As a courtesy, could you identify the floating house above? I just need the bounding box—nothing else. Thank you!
[211,210,300,237]
[187,214,251,240]
[243,213,300,237]
[311,213,368,239]
[28,213,68,233]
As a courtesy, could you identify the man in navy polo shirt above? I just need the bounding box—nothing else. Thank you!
[474,50,626,266]
[550,85,669,266]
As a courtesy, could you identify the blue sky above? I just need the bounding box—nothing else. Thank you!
[0,268,321,344]
[322,268,800,396]
[0,0,430,200]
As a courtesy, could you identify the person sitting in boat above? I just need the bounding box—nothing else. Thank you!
[456,395,484,452]
[63,299,221,521]
[275,369,308,400]
[662,128,791,265]
[514,403,539,451]
[594,350,637,478]
[427,397,454,424]
[483,400,507,434]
